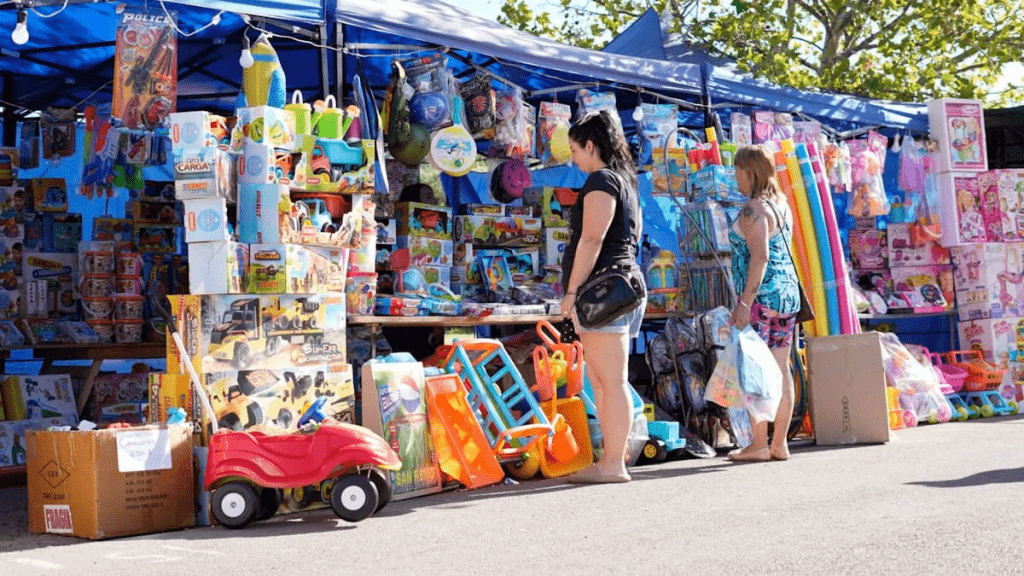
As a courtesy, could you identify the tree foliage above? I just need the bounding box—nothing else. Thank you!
[497,0,1024,105]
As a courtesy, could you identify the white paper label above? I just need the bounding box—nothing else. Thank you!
[43,504,74,534]
[115,429,172,473]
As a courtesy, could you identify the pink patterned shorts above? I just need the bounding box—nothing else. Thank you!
[749,301,797,349]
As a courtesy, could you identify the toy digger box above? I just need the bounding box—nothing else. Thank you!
[26,425,194,539]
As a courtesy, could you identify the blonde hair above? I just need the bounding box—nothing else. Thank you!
[735,145,784,200]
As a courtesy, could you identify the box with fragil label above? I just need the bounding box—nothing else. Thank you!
[807,332,892,445]
[26,425,194,539]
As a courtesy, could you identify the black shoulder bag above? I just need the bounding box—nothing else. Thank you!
[574,174,646,329]
[766,201,815,324]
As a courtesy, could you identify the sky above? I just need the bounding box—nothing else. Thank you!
[440,0,1021,107]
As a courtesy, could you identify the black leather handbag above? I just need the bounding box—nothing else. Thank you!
[574,173,646,329]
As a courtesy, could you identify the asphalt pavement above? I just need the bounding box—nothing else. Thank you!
[1,414,1021,575]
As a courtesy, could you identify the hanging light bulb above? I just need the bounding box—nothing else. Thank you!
[11,10,29,46]
[211,13,222,26]
[238,33,254,69]
[632,105,644,122]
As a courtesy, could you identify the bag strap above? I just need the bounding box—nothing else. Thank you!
[765,199,799,272]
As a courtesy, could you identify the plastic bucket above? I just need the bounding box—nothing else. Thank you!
[545,413,579,463]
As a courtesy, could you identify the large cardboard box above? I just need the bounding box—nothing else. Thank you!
[26,425,194,539]
[807,333,892,445]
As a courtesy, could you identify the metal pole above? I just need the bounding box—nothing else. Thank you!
[334,22,344,100]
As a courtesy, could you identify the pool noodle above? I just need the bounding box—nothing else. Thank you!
[775,152,817,337]
[807,143,858,334]
[796,144,840,336]
[781,140,829,336]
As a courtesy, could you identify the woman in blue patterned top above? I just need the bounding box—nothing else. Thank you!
[728,145,800,462]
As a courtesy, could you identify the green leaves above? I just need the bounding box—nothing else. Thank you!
[496,0,1024,105]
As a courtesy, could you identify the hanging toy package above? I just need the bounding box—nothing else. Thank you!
[575,89,622,133]
[638,103,679,169]
[493,87,524,155]
[519,102,537,159]
[824,140,852,193]
[113,7,177,130]
[403,52,454,131]
[459,75,496,139]
[537,101,572,166]
[730,112,752,147]
[846,132,890,218]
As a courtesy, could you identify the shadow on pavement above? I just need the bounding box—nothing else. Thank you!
[906,467,1023,488]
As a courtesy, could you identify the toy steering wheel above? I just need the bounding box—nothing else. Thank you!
[297,395,330,428]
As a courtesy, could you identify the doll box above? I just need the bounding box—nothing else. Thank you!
[957,317,1021,363]
[985,169,1024,241]
[936,173,985,247]
[886,222,950,267]
[849,229,888,269]
[889,265,954,311]
[927,98,987,174]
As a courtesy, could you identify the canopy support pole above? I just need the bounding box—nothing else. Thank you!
[334,22,344,101]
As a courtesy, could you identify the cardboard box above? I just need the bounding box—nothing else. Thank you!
[936,173,986,246]
[231,106,296,151]
[30,178,68,212]
[247,243,347,294]
[927,98,987,174]
[89,373,150,424]
[957,317,1021,363]
[544,227,569,267]
[0,418,66,468]
[173,146,236,202]
[187,241,248,295]
[26,425,194,539]
[182,197,231,243]
[170,111,228,150]
[395,236,453,266]
[807,333,891,445]
[453,215,542,247]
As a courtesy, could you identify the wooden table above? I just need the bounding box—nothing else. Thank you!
[0,342,168,417]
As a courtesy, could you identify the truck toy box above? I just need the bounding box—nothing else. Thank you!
[453,215,542,247]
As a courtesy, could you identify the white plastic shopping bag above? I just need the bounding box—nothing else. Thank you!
[736,326,783,421]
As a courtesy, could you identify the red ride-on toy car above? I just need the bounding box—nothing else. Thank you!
[152,296,401,530]
[204,399,401,528]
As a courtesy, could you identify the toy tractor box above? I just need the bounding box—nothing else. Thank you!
[394,202,452,240]
[170,293,347,373]
[302,137,375,194]
[238,140,305,189]
[205,362,354,433]
[27,425,194,539]
[238,183,368,249]
[246,243,347,294]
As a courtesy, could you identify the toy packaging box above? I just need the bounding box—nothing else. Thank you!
[691,165,743,203]
[957,317,1022,364]
[182,197,231,243]
[936,172,985,246]
[453,215,542,247]
[302,138,375,194]
[927,98,987,174]
[977,170,1005,242]
[246,243,347,294]
[170,111,229,150]
[0,418,66,468]
[129,199,183,226]
[395,236,453,266]
[205,363,354,432]
[133,224,181,254]
[189,293,346,373]
[187,241,248,294]
[394,202,452,240]
[360,360,443,500]
[238,141,299,187]
[0,374,77,425]
[889,265,954,311]
[42,213,81,253]
[886,222,950,267]
[23,252,78,315]
[231,106,297,151]
[172,145,237,202]
[544,227,569,267]
[646,288,680,314]
[26,425,195,539]
[147,373,192,426]
[237,183,290,244]
[88,372,150,424]
[30,178,68,213]
[951,242,1024,319]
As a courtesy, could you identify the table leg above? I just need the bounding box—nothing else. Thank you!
[75,360,103,418]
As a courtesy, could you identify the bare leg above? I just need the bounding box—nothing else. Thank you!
[770,344,794,460]
[573,329,632,480]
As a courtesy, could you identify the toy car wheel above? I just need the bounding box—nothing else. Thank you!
[902,411,917,428]
[218,412,243,432]
[330,474,379,522]
[212,482,259,529]
[503,444,541,480]
[255,488,283,521]
[364,468,392,513]
[981,404,994,418]
[1009,401,1019,415]
[306,316,318,330]
[233,342,251,369]
[293,485,318,508]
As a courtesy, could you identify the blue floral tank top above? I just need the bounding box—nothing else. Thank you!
[729,198,801,314]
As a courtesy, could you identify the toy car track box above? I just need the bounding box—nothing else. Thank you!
[849,228,888,269]
[173,145,236,202]
[205,363,355,432]
[0,374,77,424]
[807,332,891,445]
[927,98,987,174]
[182,197,230,243]
[232,106,296,151]
[394,202,452,240]
[887,222,951,266]
[543,227,569,267]
[26,425,194,539]
[453,215,542,247]
[170,111,229,151]
[395,236,453,266]
[187,241,248,294]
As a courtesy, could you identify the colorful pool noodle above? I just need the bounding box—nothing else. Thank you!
[808,143,858,335]
[781,140,829,336]
[795,143,840,336]
[775,151,817,337]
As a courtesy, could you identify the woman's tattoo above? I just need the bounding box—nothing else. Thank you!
[740,203,760,223]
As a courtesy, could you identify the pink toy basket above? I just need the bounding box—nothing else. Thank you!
[929,352,967,394]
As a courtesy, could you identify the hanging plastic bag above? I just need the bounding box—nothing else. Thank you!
[847,133,890,217]
[538,101,572,166]
[704,329,743,409]
[735,326,783,421]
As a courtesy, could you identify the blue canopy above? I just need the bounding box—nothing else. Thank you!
[603,9,929,133]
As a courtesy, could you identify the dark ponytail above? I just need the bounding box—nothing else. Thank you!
[568,109,636,179]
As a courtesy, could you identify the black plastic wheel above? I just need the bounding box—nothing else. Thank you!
[330,475,379,522]
[212,482,259,529]
[255,488,283,521]
[364,469,393,513]
[233,342,251,369]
